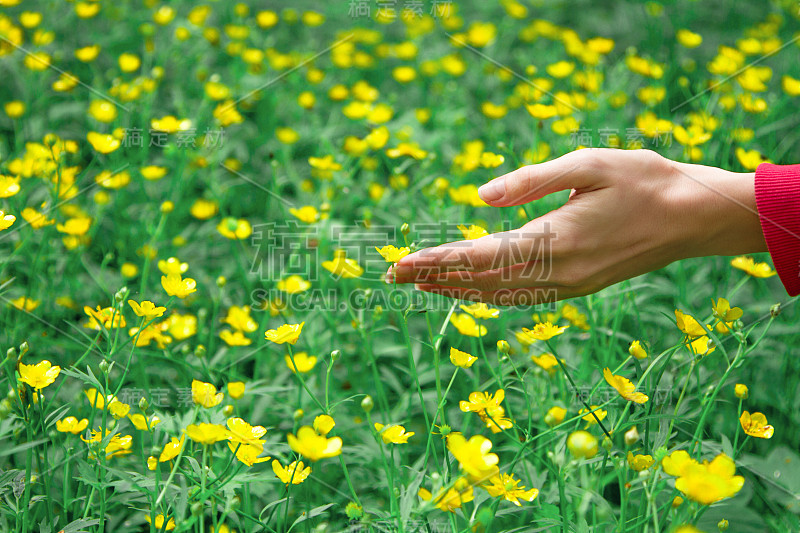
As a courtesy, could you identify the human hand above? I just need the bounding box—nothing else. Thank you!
[388,148,767,305]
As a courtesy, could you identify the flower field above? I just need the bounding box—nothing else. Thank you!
[2,1,800,532]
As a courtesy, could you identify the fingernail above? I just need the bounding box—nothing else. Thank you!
[478,177,505,202]
[384,270,393,284]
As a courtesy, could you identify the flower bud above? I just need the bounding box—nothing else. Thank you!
[216,276,227,287]
[99,360,110,374]
[601,436,613,452]
[717,519,729,531]
[628,340,647,360]
[770,303,781,317]
[194,345,206,358]
[160,201,174,213]
[293,408,304,421]
[734,383,748,399]
[19,341,29,355]
[190,502,203,516]
[330,349,341,362]
[400,223,410,236]
[345,502,363,520]
[223,404,234,416]
[624,426,640,446]
[6,347,17,361]
[567,430,598,459]
[497,340,510,355]
[361,395,374,413]
[114,286,128,304]
[138,397,150,411]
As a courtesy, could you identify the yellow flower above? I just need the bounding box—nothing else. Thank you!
[457,224,489,240]
[322,250,364,279]
[628,340,648,359]
[674,309,708,338]
[229,441,270,466]
[265,322,304,345]
[228,381,246,399]
[118,53,140,72]
[287,426,342,461]
[450,313,488,337]
[544,406,566,427]
[108,398,130,419]
[603,368,649,404]
[56,416,88,434]
[546,60,575,78]
[227,417,267,445]
[285,352,317,373]
[531,353,561,375]
[129,413,160,431]
[220,329,251,346]
[273,460,312,485]
[10,296,38,311]
[579,405,608,427]
[4,100,25,118]
[141,166,168,180]
[676,29,702,48]
[374,423,415,444]
[459,302,499,319]
[192,379,224,408]
[75,45,100,62]
[483,473,539,506]
[289,205,320,224]
[375,245,410,263]
[127,300,166,320]
[159,436,185,462]
[782,75,800,97]
[313,414,335,435]
[730,256,776,278]
[627,452,655,471]
[277,275,311,294]
[81,429,133,459]
[217,217,252,240]
[185,423,229,444]
[689,336,715,357]
[386,142,427,160]
[190,198,218,219]
[150,115,192,133]
[739,411,774,439]
[161,274,197,298]
[144,515,175,531]
[520,322,568,341]
[672,453,744,505]
[446,433,500,481]
[449,347,477,368]
[418,477,474,513]
[158,257,189,275]
[147,456,157,470]
[86,132,120,154]
[736,147,768,171]
[19,360,61,390]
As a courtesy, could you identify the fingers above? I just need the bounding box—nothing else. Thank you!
[478,149,605,207]
[392,219,558,280]
[401,261,558,291]
[414,283,573,306]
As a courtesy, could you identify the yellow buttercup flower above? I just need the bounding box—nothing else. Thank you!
[273,460,312,485]
[730,256,776,278]
[483,473,538,506]
[313,414,335,435]
[459,302,499,319]
[520,322,568,342]
[734,383,748,399]
[81,429,133,459]
[579,405,607,427]
[277,275,311,294]
[161,274,197,298]
[86,132,120,154]
[287,426,342,461]
[265,322,304,345]
[457,224,489,240]
[531,353,561,375]
[603,368,648,404]
[220,329,251,346]
[322,250,364,279]
[56,416,88,434]
[217,217,252,240]
[739,411,774,439]
[229,441,270,466]
[129,413,160,431]
[159,436,185,462]
[418,477,474,513]
[446,433,499,481]
[192,379,224,408]
[185,423,229,444]
[375,245,410,263]
[289,205,320,224]
[449,347,477,368]
[627,452,655,471]
[128,300,166,320]
[629,340,648,359]
[674,309,708,338]
[544,406,566,427]
[228,381,246,399]
[226,417,267,446]
[671,453,744,505]
[150,115,192,133]
[222,305,257,332]
[285,352,317,373]
[19,360,61,390]
[676,29,702,48]
[374,423,415,444]
[567,430,598,459]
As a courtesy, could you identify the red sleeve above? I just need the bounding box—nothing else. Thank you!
[754,162,800,296]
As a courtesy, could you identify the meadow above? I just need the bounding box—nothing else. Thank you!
[1,0,800,532]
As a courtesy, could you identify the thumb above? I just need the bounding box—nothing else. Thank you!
[478,149,601,207]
